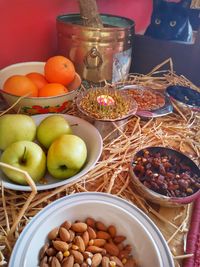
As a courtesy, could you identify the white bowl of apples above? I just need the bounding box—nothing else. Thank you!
[0,113,103,191]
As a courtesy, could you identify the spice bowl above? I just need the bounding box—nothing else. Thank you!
[0,62,81,114]
[130,146,200,207]
[75,87,138,141]
[9,192,174,267]
[118,84,173,118]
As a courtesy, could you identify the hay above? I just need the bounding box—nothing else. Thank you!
[0,59,200,266]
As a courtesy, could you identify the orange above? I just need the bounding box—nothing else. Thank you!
[26,72,48,90]
[38,83,68,97]
[44,55,76,86]
[3,75,38,97]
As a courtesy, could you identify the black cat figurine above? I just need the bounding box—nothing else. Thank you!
[145,0,193,42]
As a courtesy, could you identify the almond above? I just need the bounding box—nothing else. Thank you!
[59,227,71,242]
[96,231,110,240]
[74,236,85,252]
[62,255,74,267]
[69,229,75,242]
[124,258,137,267]
[110,256,123,267]
[86,246,104,253]
[101,256,110,267]
[73,264,80,267]
[82,231,89,247]
[52,240,69,252]
[48,227,59,240]
[93,239,106,247]
[51,256,61,267]
[39,243,49,259]
[95,221,107,231]
[87,226,97,239]
[118,250,130,260]
[113,236,126,244]
[82,251,93,259]
[85,217,96,228]
[61,220,72,230]
[46,247,57,256]
[40,256,48,265]
[56,251,63,262]
[91,253,102,267]
[107,225,116,238]
[40,263,49,267]
[124,245,132,253]
[71,223,87,233]
[81,262,88,267]
[70,250,84,264]
[104,243,119,256]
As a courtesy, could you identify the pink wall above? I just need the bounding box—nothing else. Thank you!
[0,0,152,69]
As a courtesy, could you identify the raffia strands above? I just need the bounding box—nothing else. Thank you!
[0,59,200,266]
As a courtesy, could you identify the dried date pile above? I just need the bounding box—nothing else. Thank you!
[132,149,200,198]
[39,217,138,267]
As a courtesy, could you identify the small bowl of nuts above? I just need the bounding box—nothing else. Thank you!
[9,192,174,267]
[130,146,200,207]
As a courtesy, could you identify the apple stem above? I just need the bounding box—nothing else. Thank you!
[70,123,78,127]
[70,123,79,127]
[20,146,27,164]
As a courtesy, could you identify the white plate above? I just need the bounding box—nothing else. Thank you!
[8,192,174,267]
[0,114,103,191]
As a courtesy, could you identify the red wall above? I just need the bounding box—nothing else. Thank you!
[0,0,152,69]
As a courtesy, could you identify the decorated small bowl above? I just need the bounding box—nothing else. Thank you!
[130,146,200,207]
[0,62,81,115]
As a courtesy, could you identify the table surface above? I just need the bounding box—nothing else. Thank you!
[0,69,200,267]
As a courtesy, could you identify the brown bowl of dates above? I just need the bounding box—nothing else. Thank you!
[130,147,200,207]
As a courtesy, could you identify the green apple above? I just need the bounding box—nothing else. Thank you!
[36,115,73,149]
[47,134,87,179]
[0,140,46,185]
[0,114,36,150]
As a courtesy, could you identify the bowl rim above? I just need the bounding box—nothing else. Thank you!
[0,87,77,100]
[130,146,200,203]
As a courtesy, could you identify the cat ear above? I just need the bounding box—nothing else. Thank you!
[180,0,192,9]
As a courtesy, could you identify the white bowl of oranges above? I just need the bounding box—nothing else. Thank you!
[0,56,81,115]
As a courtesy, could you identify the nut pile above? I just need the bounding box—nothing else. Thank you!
[127,88,165,111]
[39,217,138,267]
[132,149,200,198]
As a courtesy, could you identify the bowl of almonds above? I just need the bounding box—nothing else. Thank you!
[8,192,174,267]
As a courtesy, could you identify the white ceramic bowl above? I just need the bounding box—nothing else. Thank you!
[0,114,103,191]
[0,62,81,114]
[8,192,174,267]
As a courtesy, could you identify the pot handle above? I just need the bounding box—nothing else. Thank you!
[84,47,103,69]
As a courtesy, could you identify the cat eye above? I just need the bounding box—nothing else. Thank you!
[170,21,176,27]
[155,18,161,25]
